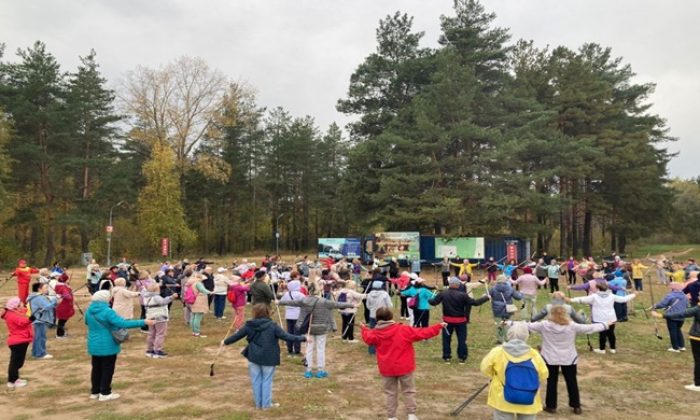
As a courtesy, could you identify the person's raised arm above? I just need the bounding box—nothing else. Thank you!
[223,325,249,345]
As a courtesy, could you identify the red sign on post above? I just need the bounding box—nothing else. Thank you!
[161,237,169,257]
[106,225,113,233]
[506,242,518,262]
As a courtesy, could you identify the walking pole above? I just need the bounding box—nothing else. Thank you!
[210,311,239,377]
[450,381,490,416]
[269,282,284,326]
[647,276,663,340]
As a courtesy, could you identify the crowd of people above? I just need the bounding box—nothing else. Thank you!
[2,251,700,419]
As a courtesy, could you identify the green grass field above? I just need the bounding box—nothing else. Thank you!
[0,251,698,419]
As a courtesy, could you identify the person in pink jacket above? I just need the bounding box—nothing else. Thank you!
[229,277,250,331]
[511,267,547,320]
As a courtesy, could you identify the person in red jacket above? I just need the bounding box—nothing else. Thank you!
[361,307,445,420]
[2,297,34,389]
[54,276,76,339]
[10,259,39,304]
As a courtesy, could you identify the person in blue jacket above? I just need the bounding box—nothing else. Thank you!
[27,282,60,359]
[401,276,436,328]
[223,303,306,409]
[608,271,629,322]
[653,283,690,352]
[85,290,153,402]
[489,275,523,343]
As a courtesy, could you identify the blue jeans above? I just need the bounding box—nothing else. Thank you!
[248,362,276,409]
[442,322,468,360]
[368,318,377,355]
[213,294,226,318]
[666,319,685,349]
[32,322,48,357]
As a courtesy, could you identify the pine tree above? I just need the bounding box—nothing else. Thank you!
[137,140,194,255]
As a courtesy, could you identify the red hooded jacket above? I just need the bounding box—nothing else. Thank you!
[55,283,75,320]
[361,322,441,377]
[2,308,34,346]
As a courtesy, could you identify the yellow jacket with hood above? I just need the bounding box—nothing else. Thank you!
[480,339,548,415]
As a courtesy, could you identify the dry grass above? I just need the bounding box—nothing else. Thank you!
[0,255,697,419]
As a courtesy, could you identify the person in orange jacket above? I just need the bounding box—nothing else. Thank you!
[10,259,39,304]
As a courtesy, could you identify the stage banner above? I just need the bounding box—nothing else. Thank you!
[317,238,362,259]
[435,237,485,259]
[374,232,420,260]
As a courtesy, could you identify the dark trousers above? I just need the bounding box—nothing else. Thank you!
[286,319,300,354]
[442,322,467,360]
[549,278,559,293]
[207,294,214,308]
[213,294,226,318]
[91,355,117,395]
[692,339,700,386]
[140,305,148,331]
[57,319,68,337]
[545,363,580,409]
[8,342,29,383]
[400,296,409,318]
[442,271,450,286]
[363,302,370,324]
[368,318,377,355]
[341,313,355,341]
[599,324,616,350]
[614,302,628,321]
[666,319,685,350]
[633,278,643,291]
[567,270,576,285]
[413,309,429,327]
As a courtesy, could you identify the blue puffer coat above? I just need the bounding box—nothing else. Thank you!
[85,301,145,356]
[489,282,523,318]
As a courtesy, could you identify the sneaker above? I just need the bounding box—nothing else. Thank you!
[609,349,617,354]
[139,329,148,334]
[458,358,466,364]
[543,407,557,413]
[303,371,313,379]
[408,414,419,420]
[37,354,54,360]
[145,351,155,358]
[593,349,606,354]
[220,316,226,320]
[98,393,121,402]
[90,394,99,400]
[679,347,687,351]
[389,418,399,420]
[6,382,15,389]
[14,379,27,388]
[315,370,328,378]
[573,407,583,415]
[684,384,700,392]
[154,351,168,358]
[347,339,359,343]
[668,348,680,353]
[443,358,451,364]
[55,335,67,340]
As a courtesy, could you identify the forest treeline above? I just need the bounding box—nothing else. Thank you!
[0,0,697,266]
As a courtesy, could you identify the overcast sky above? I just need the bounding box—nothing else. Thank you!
[2,0,698,178]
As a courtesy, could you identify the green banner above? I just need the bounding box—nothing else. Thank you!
[435,237,485,259]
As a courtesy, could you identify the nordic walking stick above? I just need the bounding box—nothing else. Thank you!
[450,381,490,416]
[269,282,284,326]
[210,311,238,377]
[647,277,663,340]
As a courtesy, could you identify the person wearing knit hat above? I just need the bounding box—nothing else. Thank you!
[511,267,547,320]
[365,281,393,355]
[85,289,153,401]
[10,259,39,304]
[429,276,489,363]
[2,297,33,389]
[652,282,690,352]
[480,321,548,419]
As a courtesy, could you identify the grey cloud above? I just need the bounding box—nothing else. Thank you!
[1,0,696,177]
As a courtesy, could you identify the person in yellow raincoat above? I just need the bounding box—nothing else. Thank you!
[480,322,548,419]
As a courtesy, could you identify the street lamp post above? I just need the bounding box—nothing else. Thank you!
[107,200,125,266]
[275,213,284,256]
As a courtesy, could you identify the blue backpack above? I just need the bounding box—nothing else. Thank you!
[503,358,540,405]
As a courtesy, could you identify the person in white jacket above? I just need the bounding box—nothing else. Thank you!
[333,282,367,343]
[365,281,393,355]
[516,306,613,416]
[279,279,306,355]
[568,282,636,354]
